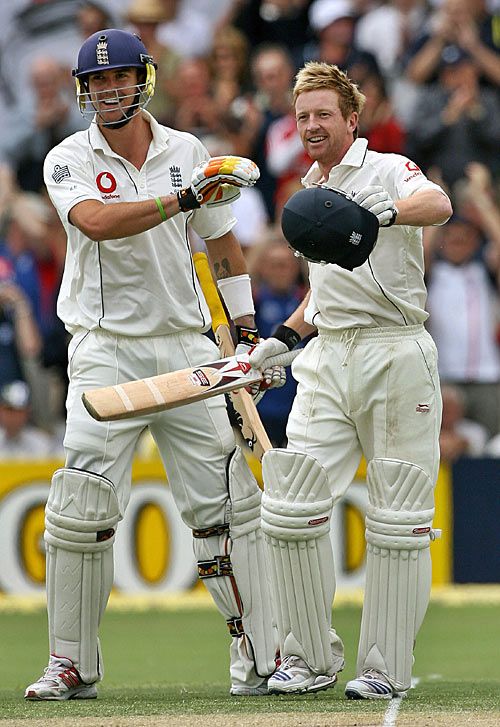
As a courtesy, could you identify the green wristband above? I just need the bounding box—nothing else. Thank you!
[155,197,168,222]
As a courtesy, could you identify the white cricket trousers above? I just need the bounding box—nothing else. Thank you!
[286,324,442,501]
[64,327,236,527]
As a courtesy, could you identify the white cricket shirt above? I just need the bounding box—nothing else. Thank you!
[43,111,236,337]
[303,138,449,330]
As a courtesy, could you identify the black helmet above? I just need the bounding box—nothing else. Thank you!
[281,186,379,270]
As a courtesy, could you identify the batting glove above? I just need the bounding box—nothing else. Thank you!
[177,156,260,212]
[235,327,286,404]
[353,185,398,227]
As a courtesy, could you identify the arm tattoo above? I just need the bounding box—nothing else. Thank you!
[213,258,232,279]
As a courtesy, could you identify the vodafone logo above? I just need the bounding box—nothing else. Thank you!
[403,160,423,183]
[96,171,117,193]
[405,161,421,172]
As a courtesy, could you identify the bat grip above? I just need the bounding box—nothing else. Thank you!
[259,349,300,369]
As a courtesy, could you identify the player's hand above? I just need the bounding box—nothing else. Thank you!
[236,328,286,404]
[353,185,398,227]
[248,337,288,402]
[248,336,289,370]
[202,183,241,207]
[177,156,260,211]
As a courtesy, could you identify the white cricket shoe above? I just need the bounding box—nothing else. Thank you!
[24,655,97,701]
[345,669,406,700]
[230,678,269,696]
[268,654,344,695]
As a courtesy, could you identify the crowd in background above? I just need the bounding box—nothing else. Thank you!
[0,0,499,462]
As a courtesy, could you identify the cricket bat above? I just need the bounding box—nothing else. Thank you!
[193,252,272,458]
[82,350,296,422]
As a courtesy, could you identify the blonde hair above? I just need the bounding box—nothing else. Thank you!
[293,61,366,120]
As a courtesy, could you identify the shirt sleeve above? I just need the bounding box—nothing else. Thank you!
[43,143,102,223]
[376,153,448,201]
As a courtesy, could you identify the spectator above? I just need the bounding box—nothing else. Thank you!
[0,1,83,118]
[484,432,500,457]
[208,25,252,116]
[307,0,380,84]
[76,1,119,39]
[0,56,88,192]
[407,50,500,187]
[0,270,41,391]
[249,43,297,220]
[0,164,17,222]
[0,192,63,431]
[250,233,306,446]
[456,162,500,287]
[230,188,269,254]
[439,383,489,463]
[0,380,55,459]
[358,73,406,154]
[265,110,312,218]
[36,199,70,430]
[170,58,219,140]
[425,208,500,438]
[0,192,47,328]
[156,0,232,59]
[405,0,500,89]
[230,0,313,70]
[355,0,429,80]
[355,0,429,126]
[125,0,182,125]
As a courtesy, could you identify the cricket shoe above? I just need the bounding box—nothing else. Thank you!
[230,678,269,696]
[345,669,406,700]
[268,654,344,695]
[24,655,97,701]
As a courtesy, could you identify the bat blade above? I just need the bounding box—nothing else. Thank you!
[82,354,263,422]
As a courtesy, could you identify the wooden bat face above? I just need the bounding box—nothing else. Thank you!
[82,354,263,422]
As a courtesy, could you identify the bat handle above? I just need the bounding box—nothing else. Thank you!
[262,349,301,368]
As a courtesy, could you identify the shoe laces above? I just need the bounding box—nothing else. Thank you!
[362,668,390,684]
[43,656,77,682]
[279,655,308,671]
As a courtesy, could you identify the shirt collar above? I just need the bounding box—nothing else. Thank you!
[302,137,369,186]
[89,110,170,158]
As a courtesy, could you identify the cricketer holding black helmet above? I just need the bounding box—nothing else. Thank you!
[249,61,452,699]
[25,29,283,701]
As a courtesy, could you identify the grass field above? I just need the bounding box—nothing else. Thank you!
[1,589,499,726]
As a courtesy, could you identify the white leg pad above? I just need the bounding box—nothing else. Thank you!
[44,468,119,684]
[262,449,342,674]
[357,458,435,692]
[193,446,277,685]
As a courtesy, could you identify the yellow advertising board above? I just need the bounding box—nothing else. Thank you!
[0,456,452,595]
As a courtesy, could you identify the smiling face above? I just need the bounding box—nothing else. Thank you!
[295,89,357,175]
[87,67,143,126]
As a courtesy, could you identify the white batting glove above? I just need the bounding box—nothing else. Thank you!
[248,337,289,370]
[178,156,260,212]
[353,185,398,227]
[236,330,286,404]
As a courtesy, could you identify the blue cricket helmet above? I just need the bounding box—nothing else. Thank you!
[73,29,153,78]
[72,29,157,124]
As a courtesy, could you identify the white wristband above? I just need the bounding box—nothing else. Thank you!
[217,274,255,320]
